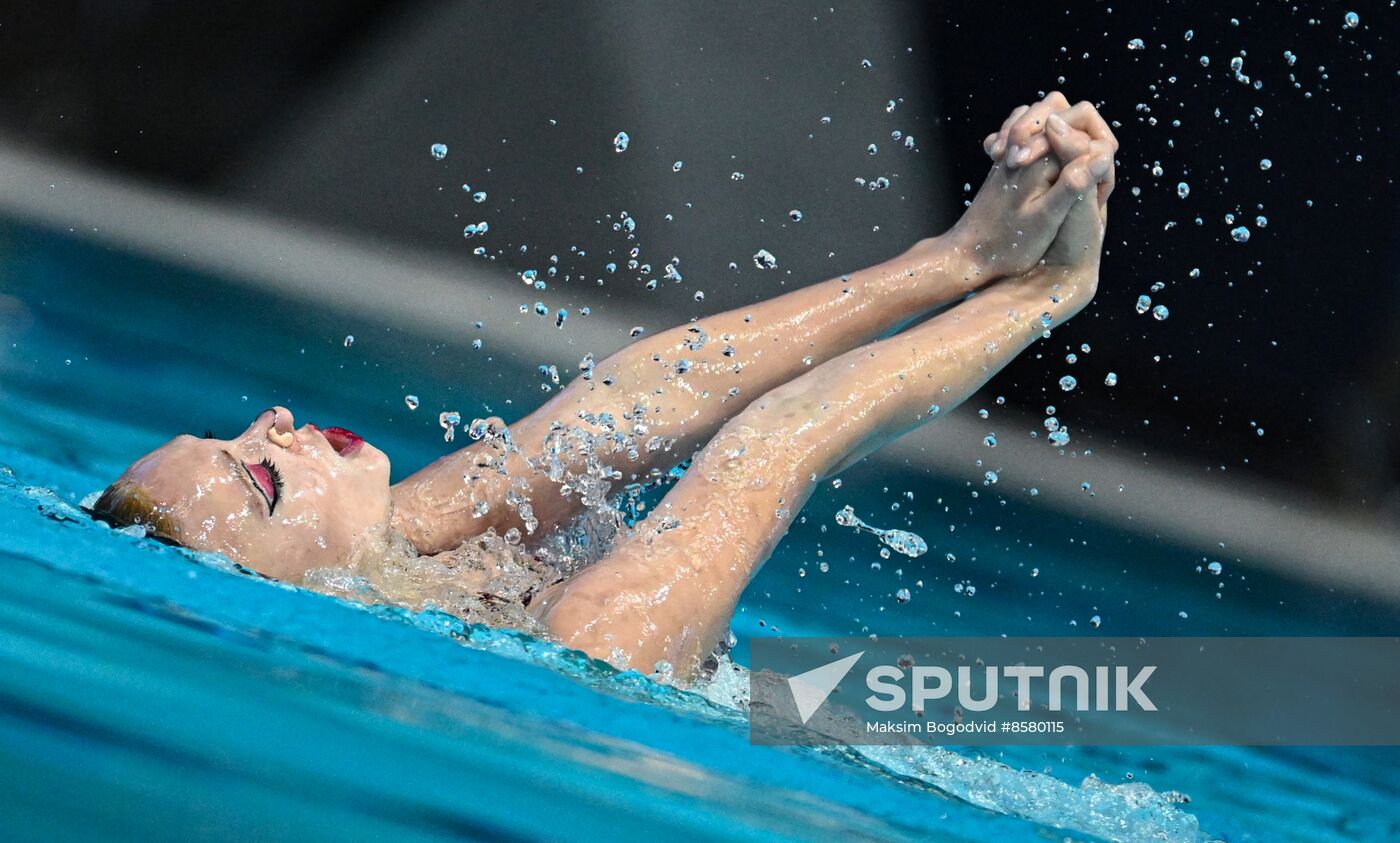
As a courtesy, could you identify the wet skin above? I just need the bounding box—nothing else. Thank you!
[110,407,392,580]
[105,93,1116,678]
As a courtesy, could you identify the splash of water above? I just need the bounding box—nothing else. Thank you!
[834,505,927,558]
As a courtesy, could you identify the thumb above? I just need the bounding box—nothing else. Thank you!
[1028,153,1103,228]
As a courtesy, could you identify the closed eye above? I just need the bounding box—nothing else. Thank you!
[242,458,285,514]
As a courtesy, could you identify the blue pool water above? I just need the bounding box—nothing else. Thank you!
[1,223,1396,842]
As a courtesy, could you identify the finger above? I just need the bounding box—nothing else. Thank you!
[1044,113,1093,161]
[1078,136,1116,218]
[1059,101,1119,154]
[1095,150,1115,220]
[1012,153,1064,203]
[991,105,1029,159]
[1006,91,1071,168]
[983,132,1000,158]
[1057,158,1110,255]
[1028,153,1106,226]
[1013,93,1075,168]
[1045,116,1117,217]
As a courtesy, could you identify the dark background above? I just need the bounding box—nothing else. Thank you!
[1,0,1395,515]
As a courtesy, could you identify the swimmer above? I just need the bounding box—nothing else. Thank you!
[91,93,1116,680]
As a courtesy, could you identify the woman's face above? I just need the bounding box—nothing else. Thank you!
[103,406,392,580]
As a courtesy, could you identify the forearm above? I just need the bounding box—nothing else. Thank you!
[516,233,987,473]
[752,266,1093,480]
[392,234,988,554]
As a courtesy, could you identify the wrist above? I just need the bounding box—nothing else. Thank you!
[1001,263,1098,326]
[909,228,994,295]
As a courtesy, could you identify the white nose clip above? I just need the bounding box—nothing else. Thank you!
[267,428,295,449]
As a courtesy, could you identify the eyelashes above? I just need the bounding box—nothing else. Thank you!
[203,430,215,439]
[259,457,285,512]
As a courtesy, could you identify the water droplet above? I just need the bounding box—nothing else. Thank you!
[1090,614,1102,628]
[895,587,911,604]
[1259,158,1272,171]
[473,191,487,203]
[1104,372,1119,387]
[1208,561,1223,575]
[1343,11,1359,29]
[1177,182,1190,199]
[1231,226,1251,243]
[730,171,745,181]
[404,394,419,410]
[612,131,630,153]
[430,143,448,160]
[860,58,872,69]
[1127,38,1146,50]
[672,161,683,172]
[789,209,804,222]
[1152,304,1170,321]
[752,248,777,270]
[343,335,354,348]
[1059,375,1078,392]
[867,143,878,155]
[927,404,940,416]
[1136,294,1152,314]
[439,410,461,443]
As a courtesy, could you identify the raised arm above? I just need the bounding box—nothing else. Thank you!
[534,127,1115,678]
[391,95,1109,555]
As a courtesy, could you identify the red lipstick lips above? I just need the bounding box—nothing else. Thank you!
[319,426,365,457]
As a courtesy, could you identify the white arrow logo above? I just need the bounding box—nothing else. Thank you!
[786,651,864,724]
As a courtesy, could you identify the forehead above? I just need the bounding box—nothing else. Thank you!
[126,436,242,499]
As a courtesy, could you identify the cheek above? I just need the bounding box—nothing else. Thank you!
[278,476,361,553]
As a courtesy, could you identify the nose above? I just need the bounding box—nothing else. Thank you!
[267,406,297,449]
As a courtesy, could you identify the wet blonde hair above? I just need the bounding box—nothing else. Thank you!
[88,481,180,543]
